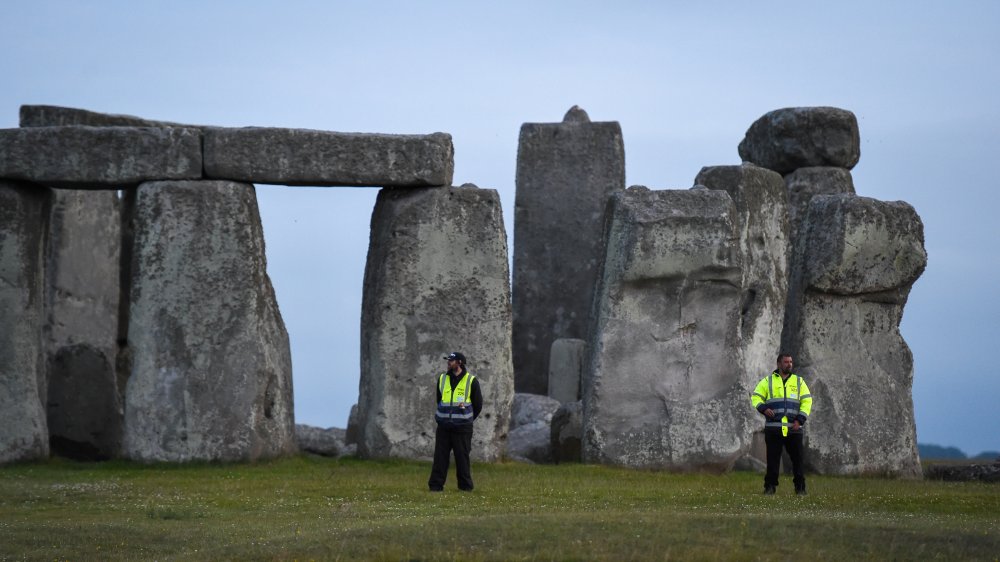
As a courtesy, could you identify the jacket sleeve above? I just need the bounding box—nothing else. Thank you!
[471,378,483,420]
[434,374,442,405]
[797,378,812,424]
[750,376,770,413]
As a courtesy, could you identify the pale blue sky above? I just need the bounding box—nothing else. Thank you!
[3,1,997,455]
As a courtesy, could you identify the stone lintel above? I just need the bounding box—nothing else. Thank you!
[203,127,454,187]
[0,126,202,188]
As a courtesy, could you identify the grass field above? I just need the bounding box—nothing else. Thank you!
[1,455,997,561]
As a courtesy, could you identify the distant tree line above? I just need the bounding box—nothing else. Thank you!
[919,444,1000,461]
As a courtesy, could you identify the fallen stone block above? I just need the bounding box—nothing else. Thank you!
[551,400,583,463]
[295,424,349,457]
[0,126,202,187]
[203,127,454,187]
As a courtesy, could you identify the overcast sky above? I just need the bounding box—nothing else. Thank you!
[3,1,997,455]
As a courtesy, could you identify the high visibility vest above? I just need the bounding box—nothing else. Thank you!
[750,372,812,436]
[435,371,476,428]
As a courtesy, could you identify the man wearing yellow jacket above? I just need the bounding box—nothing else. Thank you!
[751,353,813,495]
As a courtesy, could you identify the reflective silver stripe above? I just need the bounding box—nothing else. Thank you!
[766,421,795,427]
[800,393,811,399]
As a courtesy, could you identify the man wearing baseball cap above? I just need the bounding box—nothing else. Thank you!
[428,351,483,491]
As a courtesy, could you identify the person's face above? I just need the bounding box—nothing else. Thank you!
[447,358,460,372]
[778,356,793,374]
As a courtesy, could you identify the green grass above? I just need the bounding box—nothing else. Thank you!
[1,456,997,561]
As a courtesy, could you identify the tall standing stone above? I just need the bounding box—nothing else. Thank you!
[20,105,151,460]
[0,181,50,464]
[694,164,791,384]
[43,191,123,460]
[123,180,295,462]
[358,185,513,462]
[783,194,926,477]
[583,187,756,470]
[513,106,625,394]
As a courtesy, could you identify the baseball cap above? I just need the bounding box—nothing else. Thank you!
[444,352,466,363]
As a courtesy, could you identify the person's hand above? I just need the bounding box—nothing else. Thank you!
[792,420,801,431]
[763,408,774,418]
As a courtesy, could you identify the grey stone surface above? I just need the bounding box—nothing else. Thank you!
[345,403,359,445]
[507,421,552,464]
[0,126,202,187]
[738,107,860,174]
[694,164,791,387]
[43,190,122,460]
[203,127,453,187]
[510,393,561,429]
[551,400,583,463]
[0,181,50,464]
[295,424,348,457]
[924,461,1000,483]
[783,194,926,477]
[547,338,587,403]
[784,167,855,243]
[357,185,513,462]
[20,105,194,128]
[583,187,757,470]
[123,180,296,462]
[512,108,625,395]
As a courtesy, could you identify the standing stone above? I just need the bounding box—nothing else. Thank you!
[784,167,855,243]
[547,338,587,403]
[43,191,122,460]
[783,194,926,477]
[0,181,50,463]
[694,164,791,385]
[20,105,172,461]
[123,180,295,462]
[513,106,625,394]
[584,187,756,470]
[738,107,860,175]
[358,185,513,462]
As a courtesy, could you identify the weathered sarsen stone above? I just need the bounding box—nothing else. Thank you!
[738,107,860,175]
[358,185,513,462]
[784,167,855,243]
[20,105,135,461]
[783,194,926,477]
[0,181,51,464]
[123,180,295,462]
[583,187,756,470]
[547,338,586,403]
[0,126,202,187]
[694,164,791,385]
[20,105,194,128]
[203,127,454,187]
[513,107,625,394]
[43,191,122,460]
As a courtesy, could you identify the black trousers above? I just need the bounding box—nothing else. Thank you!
[764,430,806,491]
[428,425,473,491]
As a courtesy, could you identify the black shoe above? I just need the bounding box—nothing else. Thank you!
[763,486,776,495]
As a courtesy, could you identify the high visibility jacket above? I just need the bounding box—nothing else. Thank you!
[435,371,476,428]
[751,371,813,437]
